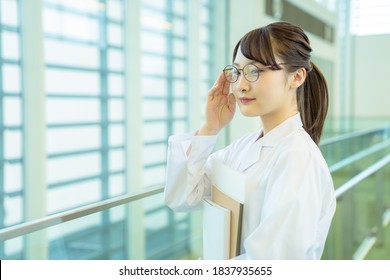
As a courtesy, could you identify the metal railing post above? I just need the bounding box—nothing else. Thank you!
[341,190,355,259]
[375,169,385,247]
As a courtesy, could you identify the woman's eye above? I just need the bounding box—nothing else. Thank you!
[248,69,260,75]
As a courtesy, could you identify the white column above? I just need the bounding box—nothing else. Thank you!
[187,0,203,259]
[20,0,47,259]
[212,0,229,148]
[188,0,202,131]
[124,0,145,260]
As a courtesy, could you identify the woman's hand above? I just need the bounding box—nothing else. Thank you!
[198,72,236,135]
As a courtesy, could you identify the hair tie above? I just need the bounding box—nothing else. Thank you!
[307,61,313,73]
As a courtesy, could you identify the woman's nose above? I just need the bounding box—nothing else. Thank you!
[235,74,250,93]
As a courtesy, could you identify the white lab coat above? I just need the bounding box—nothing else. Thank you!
[164,113,336,259]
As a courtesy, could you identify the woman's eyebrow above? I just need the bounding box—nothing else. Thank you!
[233,61,263,67]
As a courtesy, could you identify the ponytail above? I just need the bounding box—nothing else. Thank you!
[297,62,329,145]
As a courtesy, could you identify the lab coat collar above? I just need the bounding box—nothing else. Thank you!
[256,113,303,147]
[237,113,303,172]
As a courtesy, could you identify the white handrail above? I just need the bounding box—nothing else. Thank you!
[321,124,390,146]
[0,185,164,242]
[335,153,390,199]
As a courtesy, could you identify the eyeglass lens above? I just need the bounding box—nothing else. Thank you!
[223,64,260,83]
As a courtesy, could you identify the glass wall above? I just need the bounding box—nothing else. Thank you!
[0,0,215,260]
[42,0,127,259]
[0,0,24,258]
[140,0,215,259]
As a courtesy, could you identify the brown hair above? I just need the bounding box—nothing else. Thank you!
[232,21,329,145]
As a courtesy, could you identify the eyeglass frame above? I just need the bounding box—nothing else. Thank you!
[223,63,289,83]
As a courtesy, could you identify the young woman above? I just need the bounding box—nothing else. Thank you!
[164,22,336,259]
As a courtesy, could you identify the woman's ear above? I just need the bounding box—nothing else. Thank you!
[290,68,307,89]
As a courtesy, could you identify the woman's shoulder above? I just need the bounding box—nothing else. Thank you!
[277,127,330,170]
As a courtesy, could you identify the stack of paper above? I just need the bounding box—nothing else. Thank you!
[203,158,247,260]
[202,199,230,260]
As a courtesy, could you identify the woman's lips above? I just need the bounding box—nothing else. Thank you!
[239,97,256,104]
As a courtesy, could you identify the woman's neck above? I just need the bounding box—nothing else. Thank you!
[260,109,298,136]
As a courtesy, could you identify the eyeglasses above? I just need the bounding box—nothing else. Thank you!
[223,63,287,83]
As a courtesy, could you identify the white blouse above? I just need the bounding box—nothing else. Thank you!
[164,113,336,259]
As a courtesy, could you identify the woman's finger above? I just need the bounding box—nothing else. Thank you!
[227,92,236,111]
[214,71,226,87]
[209,71,226,96]
[222,76,230,95]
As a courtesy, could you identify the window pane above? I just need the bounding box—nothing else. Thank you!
[109,99,124,121]
[2,64,21,93]
[45,69,100,95]
[145,208,168,230]
[47,126,101,154]
[172,18,186,36]
[1,0,19,26]
[45,0,102,14]
[143,165,166,188]
[4,237,23,258]
[173,59,186,78]
[43,8,99,41]
[4,129,22,159]
[107,0,123,21]
[109,174,125,197]
[351,0,390,35]
[143,0,167,10]
[45,39,100,68]
[173,0,186,16]
[173,100,186,118]
[108,23,123,46]
[143,100,168,119]
[173,120,187,135]
[109,149,125,172]
[142,77,167,97]
[143,144,167,166]
[142,55,167,75]
[109,124,124,146]
[47,153,101,184]
[173,80,186,97]
[47,180,102,213]
[4,196,23,226]
[141,9,169,32]
[108,74,124,96]
[143,122,167,142]
[46,99,100,124]
[4,162,22,193]
[2,31,20,60]
[107,48,124,71]
[3,97,22,126]
[142,32,167,54]
[173,38,186,57]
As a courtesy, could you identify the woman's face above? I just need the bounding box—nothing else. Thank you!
[231,46,295,118]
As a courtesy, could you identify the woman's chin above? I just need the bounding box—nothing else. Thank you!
[239,107,263,117]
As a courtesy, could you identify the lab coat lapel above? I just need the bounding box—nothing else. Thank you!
[236,113,304,172]
[236,134,264,172]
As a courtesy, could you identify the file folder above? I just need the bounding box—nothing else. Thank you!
[203,158,247,259]
[211,185,244,258]
[202,199,230,260]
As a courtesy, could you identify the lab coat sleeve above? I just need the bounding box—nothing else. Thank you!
[164,131,219,212]
[235,148,336,259]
